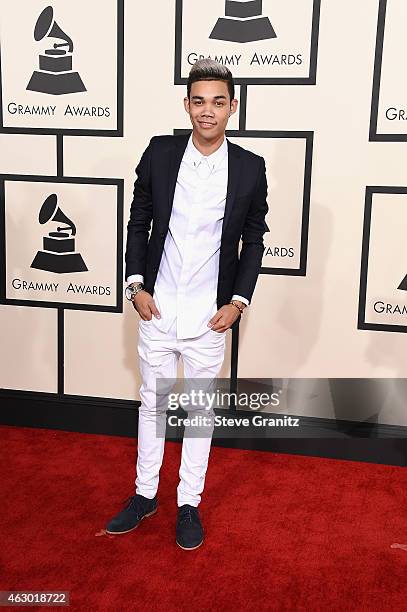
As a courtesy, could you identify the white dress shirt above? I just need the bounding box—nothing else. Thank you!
[127,134,249,339]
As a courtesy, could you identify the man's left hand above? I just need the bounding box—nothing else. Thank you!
[208,302,246,332]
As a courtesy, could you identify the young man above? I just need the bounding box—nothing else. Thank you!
[106,59,269,549]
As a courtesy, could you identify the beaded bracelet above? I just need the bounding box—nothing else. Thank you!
[229,300,245,314]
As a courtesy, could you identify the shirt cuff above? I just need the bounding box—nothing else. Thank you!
[126,274,144,285]
[231,294,250,306]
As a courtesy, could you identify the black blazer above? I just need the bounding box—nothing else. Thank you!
[125,131,270,330]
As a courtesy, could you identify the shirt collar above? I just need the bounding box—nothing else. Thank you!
[185,133,228,173]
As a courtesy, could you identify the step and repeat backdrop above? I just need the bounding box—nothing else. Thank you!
[1,0,407,428]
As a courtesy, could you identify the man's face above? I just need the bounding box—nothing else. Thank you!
[184,80,238,141]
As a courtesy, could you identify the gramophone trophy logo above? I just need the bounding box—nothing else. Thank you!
[26,6,86,95]
[398,275,407,291]
[209,0,277,43]
[31,193,88,274]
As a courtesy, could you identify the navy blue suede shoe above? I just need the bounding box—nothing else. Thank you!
[106,493,158,535]
[176,504,204,550]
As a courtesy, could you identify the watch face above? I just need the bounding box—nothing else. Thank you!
[125,284,143,300]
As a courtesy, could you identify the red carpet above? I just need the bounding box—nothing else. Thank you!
[1,425,406,611]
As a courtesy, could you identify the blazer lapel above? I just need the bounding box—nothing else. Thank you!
[222,138,242,240]
[165,133,190,224]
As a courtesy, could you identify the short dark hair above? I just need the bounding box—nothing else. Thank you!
[187,58,235,102]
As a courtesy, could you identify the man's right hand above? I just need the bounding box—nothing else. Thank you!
[131,290,161,321]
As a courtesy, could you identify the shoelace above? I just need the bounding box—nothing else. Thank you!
[178,506,199,525]
[121,494,145,519]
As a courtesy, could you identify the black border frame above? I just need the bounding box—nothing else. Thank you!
[0,0,124,137]
[174,0,321,86]
[358,185,407,333]
[174,128,313,276]
[0,174,124,313]
[369,0,407,142]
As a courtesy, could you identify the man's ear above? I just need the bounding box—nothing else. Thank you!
[183,96,190,113]
[229,98,238,116]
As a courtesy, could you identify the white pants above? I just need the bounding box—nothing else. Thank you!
[136,316,226,507]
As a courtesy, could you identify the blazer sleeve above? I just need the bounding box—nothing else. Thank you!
[232,156,270,303]
[124,137,154,280]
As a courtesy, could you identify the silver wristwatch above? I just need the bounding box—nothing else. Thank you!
[125,282,144,301]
